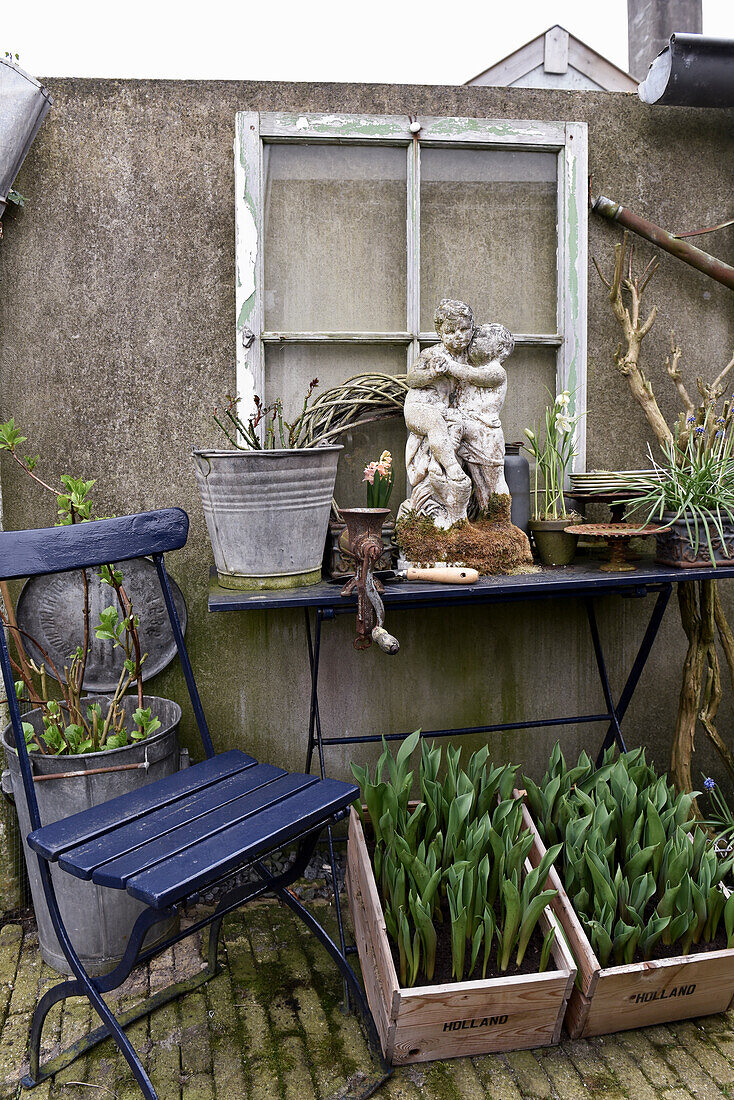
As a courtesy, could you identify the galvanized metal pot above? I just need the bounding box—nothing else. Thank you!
[193,447,342,590]
[529,519,579,567]
[1,696,182,976]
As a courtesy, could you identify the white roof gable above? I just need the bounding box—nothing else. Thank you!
[466,25,637,91]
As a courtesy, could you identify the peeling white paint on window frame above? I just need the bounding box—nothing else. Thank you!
[235,111,588,469]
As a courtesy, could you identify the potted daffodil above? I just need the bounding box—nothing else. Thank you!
[523,392,582,566]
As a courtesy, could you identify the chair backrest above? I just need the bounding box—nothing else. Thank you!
[0,508,215,832]
[0,508,189,580]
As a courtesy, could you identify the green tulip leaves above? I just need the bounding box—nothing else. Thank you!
[352,734,559,987]
[524,744,734,966]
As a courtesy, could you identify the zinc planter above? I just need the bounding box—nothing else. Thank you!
[345,808,576,1064]
[520,797,734,1038]
[193,446,342,590]
[529,519,578,567]
[1,695,181,976]
[655,511,734,568]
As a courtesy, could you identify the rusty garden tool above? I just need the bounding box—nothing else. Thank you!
[338,508,399,653]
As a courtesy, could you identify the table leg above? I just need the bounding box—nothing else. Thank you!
[304,608,324,777]
[585,597,626,756]
[303,607,350,1007]
[595,584,672,763]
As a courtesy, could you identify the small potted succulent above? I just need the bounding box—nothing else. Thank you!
[194,382,342,590]
[523,392,582,566]
[346,732,576,1064]
[630,412,734,567]
[522,744,734,1038]
[0,420,181,975]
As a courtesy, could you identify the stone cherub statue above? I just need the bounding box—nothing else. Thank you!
[397,298,531,573]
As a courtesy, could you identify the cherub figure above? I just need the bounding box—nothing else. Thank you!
[456,322,515,509]
[399,299,475,527]
[403,300,473,487]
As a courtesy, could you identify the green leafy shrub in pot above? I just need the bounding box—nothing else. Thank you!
[0,419,164,755]
[351,731,560,987]
[523,744,734,967]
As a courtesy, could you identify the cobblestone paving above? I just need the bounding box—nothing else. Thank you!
[2,900,734,1100]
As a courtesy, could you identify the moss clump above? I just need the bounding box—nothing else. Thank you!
[396,495,534,575]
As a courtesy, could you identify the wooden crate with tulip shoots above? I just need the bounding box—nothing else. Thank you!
[519,744,734,1038]
[345,733,576,1064]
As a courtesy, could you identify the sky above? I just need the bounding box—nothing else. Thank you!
[2,0,733,85]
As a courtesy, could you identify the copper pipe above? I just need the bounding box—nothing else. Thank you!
[592,196,734,292]
[33,762,147,782]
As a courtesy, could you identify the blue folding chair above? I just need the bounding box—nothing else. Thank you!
[0,509,389,1099]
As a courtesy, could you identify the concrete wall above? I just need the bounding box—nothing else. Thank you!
[1,78,733,786]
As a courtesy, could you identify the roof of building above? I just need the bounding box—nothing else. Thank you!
[466,25,638,91]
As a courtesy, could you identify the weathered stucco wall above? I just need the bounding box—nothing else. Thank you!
[0,78,732,785]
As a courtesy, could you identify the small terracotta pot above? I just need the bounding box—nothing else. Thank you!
[529,518,579,566]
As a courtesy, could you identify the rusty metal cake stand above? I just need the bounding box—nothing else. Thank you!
[564,523,660,572]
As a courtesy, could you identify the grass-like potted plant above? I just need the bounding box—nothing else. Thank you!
[194,383,342,590]
[521,744,734,1037]
[629,412,734,567]
[345,732,576,1064]
[523,392,582,566]
[0,420,181,975]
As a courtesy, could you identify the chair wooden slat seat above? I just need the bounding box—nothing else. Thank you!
[120,775,356,909]
[51,760,285,880]
[43,766,355,905]
[29,748,257,861]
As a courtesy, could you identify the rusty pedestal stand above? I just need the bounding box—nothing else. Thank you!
[564,522,661,572]
[339,508,399,653]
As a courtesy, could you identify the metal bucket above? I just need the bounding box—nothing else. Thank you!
[192,446,342,590]
[1,696,182,976]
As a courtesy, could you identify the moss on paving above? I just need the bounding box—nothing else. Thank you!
[5,899,734,1099]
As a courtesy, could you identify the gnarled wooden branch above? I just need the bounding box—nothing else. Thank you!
[596,235,671,447]
[710,350,734,402]
[665,331,694,413]
[594,234,734,799]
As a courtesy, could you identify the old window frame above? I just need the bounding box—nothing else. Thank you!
[235,111,588,469]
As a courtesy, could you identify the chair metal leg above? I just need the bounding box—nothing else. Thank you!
[23,959,219,1091]
[23,833,326,1094]
[23,861,160,1097]
[263,869,392,1098]
[25,976,82,1084]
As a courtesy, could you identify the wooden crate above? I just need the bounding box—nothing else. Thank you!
[345,807,576,1064]
[520,797,734,1039]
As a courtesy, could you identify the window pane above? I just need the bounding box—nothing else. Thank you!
[417,343,557,448]
[265,344,408,508]
[420,148,557,333]
[264,145,407,332]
